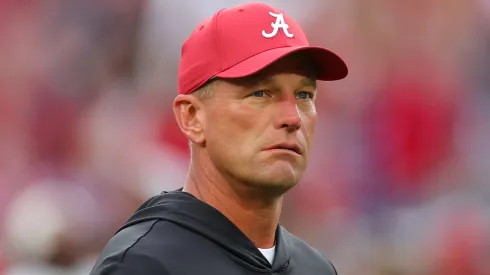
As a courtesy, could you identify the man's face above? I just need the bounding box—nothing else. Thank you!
[201,53,318,194]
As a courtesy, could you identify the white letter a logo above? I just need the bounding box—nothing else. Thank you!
[262,12,294,38]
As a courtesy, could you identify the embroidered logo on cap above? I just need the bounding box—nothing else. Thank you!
[261,12,294,38]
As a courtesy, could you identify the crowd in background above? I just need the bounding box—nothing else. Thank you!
[1,0,490,274]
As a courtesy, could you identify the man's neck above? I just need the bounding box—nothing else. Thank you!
[183,166,282,249]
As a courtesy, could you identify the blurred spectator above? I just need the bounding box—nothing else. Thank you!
[366,60,459,201]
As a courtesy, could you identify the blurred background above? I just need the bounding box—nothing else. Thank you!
[1,0,490,274]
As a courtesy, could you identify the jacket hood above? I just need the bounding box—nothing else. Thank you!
[117,189,292,272]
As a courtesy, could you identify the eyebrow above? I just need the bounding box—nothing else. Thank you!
[300,77,317,89]
[253,75,317,89]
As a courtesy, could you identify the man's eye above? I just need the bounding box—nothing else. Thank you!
[296,91,313,100]
[251,90,267,97]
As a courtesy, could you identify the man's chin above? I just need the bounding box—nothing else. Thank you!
[247,173,301,197]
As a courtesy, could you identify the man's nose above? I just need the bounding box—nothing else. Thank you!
[273,99,302,132]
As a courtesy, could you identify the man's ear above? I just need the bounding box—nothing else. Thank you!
[173,94,206,145]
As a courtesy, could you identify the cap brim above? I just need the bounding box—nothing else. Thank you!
[215,46,348,81]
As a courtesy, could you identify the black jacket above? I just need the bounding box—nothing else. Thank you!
[89,189,338,275]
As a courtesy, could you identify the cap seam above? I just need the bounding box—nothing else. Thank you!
[214,8,226,74]
[187,9,225,94]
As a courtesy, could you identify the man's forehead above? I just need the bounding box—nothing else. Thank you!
[233,55,317,87]
[264,53,317,76]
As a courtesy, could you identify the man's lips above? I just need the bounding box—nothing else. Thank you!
[263,143,302,155]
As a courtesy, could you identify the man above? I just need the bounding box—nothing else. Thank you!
[89,2,348,275]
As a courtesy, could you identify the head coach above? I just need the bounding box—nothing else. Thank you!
[89,2,348,275]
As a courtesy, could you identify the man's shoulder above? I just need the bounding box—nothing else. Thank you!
[281,227,338,275]
[88,219,178,275]
[89,245,171,275]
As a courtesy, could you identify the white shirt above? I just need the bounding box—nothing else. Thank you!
[258,246,276,264]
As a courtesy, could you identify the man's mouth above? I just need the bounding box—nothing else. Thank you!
[264,143,302,155]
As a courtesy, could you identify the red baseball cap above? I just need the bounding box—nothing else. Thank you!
[178,2,348,95]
